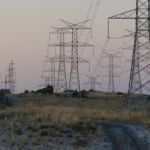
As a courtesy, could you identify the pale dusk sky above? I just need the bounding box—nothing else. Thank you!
[0,0,135,92]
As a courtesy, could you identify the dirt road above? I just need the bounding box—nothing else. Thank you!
[87,121,150,150]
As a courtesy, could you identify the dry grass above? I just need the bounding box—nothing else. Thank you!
[0,93,149,132]
[0,100,149,128]
[0,94,149,149]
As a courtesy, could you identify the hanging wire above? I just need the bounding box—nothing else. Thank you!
[92,36,110,75]
[76,0,86,21]
[91,22,134,75]
[79,0,102,57]
[86,0,95,19]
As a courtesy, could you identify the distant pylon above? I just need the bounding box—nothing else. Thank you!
[102,52,120,92]
[60,20,93,91]
[41,29,68,92]
[109,0,150,108]
[41,60,50,87]
[42,56,56,88]
[4,75,8,89]
[49,28,68,92]
[7,60,16,94]
[84,74,101,91]
[108,54,115,92]
[57,31,67,92]
[1,74,8,90]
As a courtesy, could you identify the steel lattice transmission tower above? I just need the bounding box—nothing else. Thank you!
[57,30,67,92]
[102,52,120,93]
[60,20,93,91]
[49,28,68,92]
[41,31,57,89]
[109,0,150,106]
[41,59,53,87]
[41,56,56,88]
[41,29,70,92]
[84,74,101,91]
[7,60,16,94]
[4,75,8,90]
[41,20,92,92]
[108,54,115,92]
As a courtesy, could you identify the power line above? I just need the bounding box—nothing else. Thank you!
[79,0,102,57]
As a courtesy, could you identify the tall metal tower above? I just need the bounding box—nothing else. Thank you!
[60,20,93,91]
[49,29,68,92]
[41,56,56,88]
[109,0,150,106]
[41,59,50,87]
[41,20,92,92]
[102,52,120,93]
[57,30,67,92]
[4,75,8,90]
[41,29,69,92]
[7,60,16,94]
[1,74,8,90]
[84,74,101,91]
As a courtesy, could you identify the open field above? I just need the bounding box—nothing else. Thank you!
[15,92,150,126]
[0,92,149,149]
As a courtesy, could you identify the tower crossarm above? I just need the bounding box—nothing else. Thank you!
[59,19,91,30]
[109,9,136,20]
[49,42,93,48]
[84,74,101,91]
[46,55,71,62]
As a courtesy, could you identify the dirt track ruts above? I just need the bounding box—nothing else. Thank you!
[95,121,150,150]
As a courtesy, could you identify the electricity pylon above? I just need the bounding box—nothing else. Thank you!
[42,20,93,92]
[84,74,101,91]
[102,52,120,93]
[7,60,16,94]
[109,0,150,108]
[49,28,68,92]
[41,31,57,89]
[41,59,50,87]
[42,28,71,92]
[4,75,8,89]
[41,56,56,89]
[60,20,93,91]
[56,30,67,92]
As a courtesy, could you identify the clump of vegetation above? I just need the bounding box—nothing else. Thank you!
[24,90,29,94]
[71,90,88,97]
[36,85,54,95]
[24,85,54,95]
